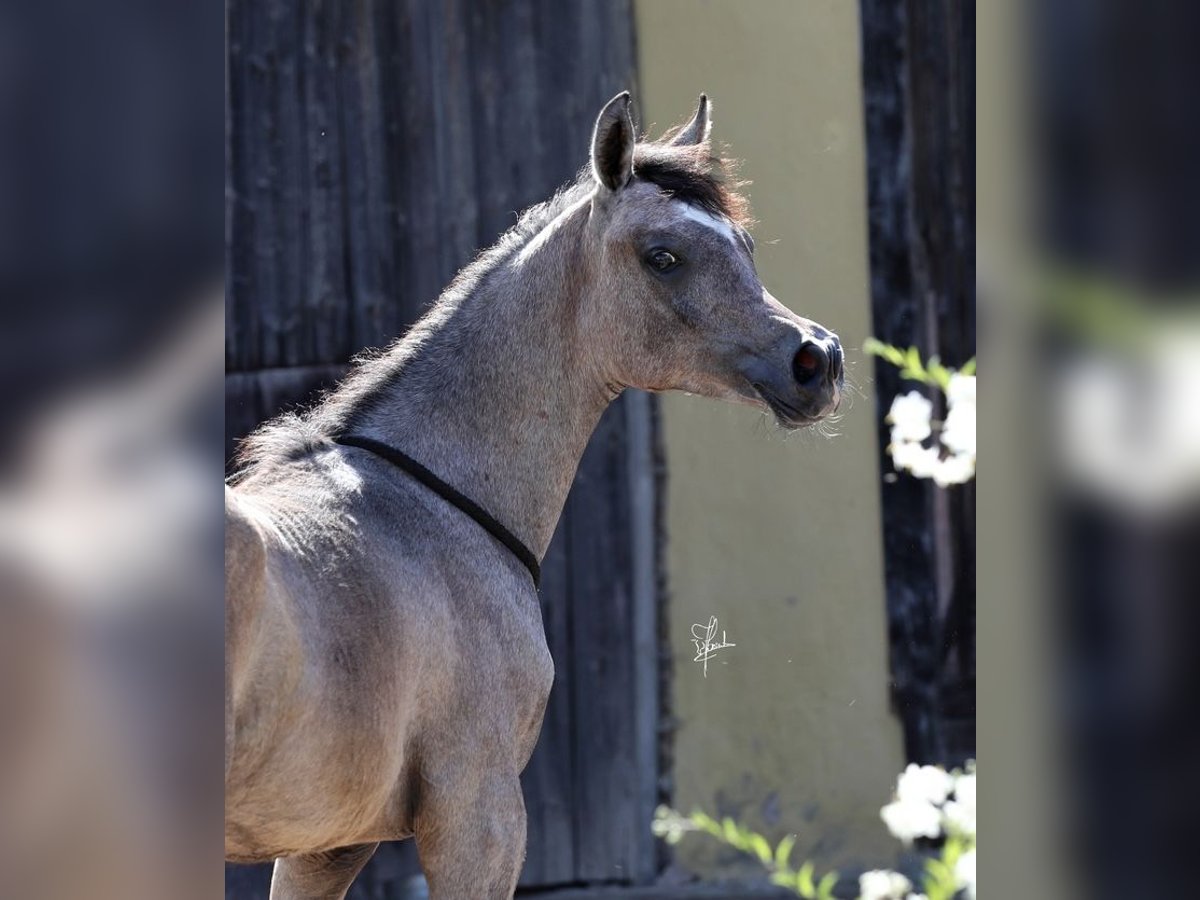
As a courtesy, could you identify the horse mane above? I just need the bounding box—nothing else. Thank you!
[633,140,752,228]
[230,135,750,482]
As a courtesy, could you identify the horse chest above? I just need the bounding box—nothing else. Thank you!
[425,584,554,762]
[453,592,551,703]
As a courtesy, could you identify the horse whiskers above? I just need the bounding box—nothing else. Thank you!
[814,418,843,440]
[839,362,870,402]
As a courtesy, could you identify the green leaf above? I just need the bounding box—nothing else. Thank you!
[749,833,773,865]
[960,357,977,376]
[862,337,885,354]
[927,357,952,391]
[796,861,816,898]
[816,870,838,900]
[774,834,796,869]
[925,857,954,884]
[721,817,742,848]
[905,345,922,373]
[770,871,795,889]
[864,337,906,367]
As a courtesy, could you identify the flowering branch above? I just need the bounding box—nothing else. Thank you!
[863,339,976,392]
[864,339,976,487]
[651,808,838,899]
[653,763,976,900]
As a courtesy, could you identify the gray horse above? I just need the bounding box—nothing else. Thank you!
[226,92,843,899]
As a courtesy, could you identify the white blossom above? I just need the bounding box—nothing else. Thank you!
[939,398,976,457]
[955,847,976,900]
[859,869,913,900]
[947,372,976,407]
[942,800,975,838]
[942,771,976,837]
[886,383,975,485]
[887,391,933,442]
[896,764,953,805]
[906,895,929,900]
[954,771,976,809]
[931,451,976,487]
[880,798,942,844]
[650,806,694,845]
[910,451,946,481]
[1056,340,1200,512]
[884,369,976,486]
[890,439,941,477]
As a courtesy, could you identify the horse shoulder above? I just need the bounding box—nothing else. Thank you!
[438,564,555,771]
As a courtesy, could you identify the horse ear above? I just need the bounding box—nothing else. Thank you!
[668,94,711,146]
[591,91,635,192]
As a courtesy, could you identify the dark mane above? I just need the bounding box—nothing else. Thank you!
[634,140,752,227]
[229,136,751,481]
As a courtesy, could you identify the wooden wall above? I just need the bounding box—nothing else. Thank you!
[225,1,660,895]
[227,0,638,450]
[859,0,976,766]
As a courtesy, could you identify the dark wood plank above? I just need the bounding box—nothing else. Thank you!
[225,364,346,464]
[224,860,271,899]
[624,390,663,885]
[298,0,353,365]
[858,0,975,765]
[518,522,576,887]
[339,0,388,347]
[225,0,259,372]
[569,399,639,882]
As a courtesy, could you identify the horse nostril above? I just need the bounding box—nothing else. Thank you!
[828,343,844,381]
[792,341,828,385]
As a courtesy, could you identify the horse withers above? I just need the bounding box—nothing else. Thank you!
[225,92,843,899]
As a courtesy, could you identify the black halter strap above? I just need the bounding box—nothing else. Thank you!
[334,434,540,588]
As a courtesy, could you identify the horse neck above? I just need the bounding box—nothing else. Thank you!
[348,200,612,559]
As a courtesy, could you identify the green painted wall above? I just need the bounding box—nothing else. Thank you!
[634,0,906,874]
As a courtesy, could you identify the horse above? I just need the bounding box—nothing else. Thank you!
[225,91,844,899]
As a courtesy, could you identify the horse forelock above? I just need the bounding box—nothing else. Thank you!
[632,140,753,229]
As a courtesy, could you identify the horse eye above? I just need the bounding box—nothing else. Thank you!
[646,249,680,272]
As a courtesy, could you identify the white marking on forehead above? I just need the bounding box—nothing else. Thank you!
[672,200,739,246]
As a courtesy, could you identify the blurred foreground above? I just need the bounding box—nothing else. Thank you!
[0,2,222,898]
[980,2,1200,899]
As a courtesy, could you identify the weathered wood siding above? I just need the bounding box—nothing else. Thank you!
[225,1,658,895]
[859,0,976,766]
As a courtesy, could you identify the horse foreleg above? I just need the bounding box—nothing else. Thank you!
[414,776,527,900]
[268,843,379,900]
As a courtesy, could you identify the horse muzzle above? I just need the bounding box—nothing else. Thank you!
[740,332,843,428]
